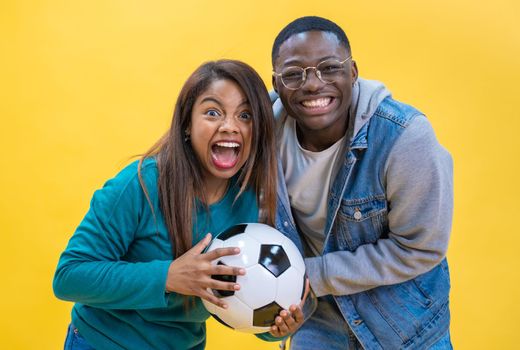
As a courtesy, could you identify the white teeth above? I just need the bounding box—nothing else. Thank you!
[301,97,332,108]
[215,142,240,148]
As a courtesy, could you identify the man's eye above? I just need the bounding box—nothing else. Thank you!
[320,64,342,72]
[282,70,303,81]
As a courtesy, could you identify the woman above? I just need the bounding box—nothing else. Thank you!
[53,60,304,349]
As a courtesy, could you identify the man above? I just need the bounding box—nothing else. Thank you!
[271,16,453,349]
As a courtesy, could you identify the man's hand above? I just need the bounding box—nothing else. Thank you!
[269,277,310,337]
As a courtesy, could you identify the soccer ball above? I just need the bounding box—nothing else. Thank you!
[202,223,306,334]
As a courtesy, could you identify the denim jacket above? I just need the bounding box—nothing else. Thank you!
[272,78,453,349]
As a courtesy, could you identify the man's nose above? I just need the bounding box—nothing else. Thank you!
[302,68,325,91]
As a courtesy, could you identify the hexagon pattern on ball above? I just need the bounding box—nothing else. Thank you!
[275,266,305,308]
[212,292,254,330]
[201,223,306,334]
[218,233,261,269]
[236,264,277,309]
[244,224,286,245]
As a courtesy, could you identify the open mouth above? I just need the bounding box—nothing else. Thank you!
[301,97,333,108]
[299,97,336,115]
[211,141,241,169]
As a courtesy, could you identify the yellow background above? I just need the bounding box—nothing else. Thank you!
[1,0,519,349]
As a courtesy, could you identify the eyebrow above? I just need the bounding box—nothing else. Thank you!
[199,96,250,108]
[282,55,340,67]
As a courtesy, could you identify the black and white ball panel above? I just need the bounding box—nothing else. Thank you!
[218,223,248,241]
[202,223,306,333]
[259,244,291,277]
[211,261,236,297]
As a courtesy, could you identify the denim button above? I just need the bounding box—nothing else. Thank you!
[283,221,289,227]
[352,319,363,326]
[353,209,362,220]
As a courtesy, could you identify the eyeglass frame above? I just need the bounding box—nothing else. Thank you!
[272,56,353,90]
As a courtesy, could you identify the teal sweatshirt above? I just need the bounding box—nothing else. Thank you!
[53,158,275,349]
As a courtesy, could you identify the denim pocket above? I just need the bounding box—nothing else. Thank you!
[391,279,434,314]
[414,261,451,302]
[367,265,450,344]
[368,283,435,344]
[335,195,387,251]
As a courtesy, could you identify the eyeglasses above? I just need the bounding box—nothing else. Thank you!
[273,56,352,90]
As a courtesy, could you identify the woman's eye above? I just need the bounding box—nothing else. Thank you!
[239,112,252,120]
[206,109,220,117]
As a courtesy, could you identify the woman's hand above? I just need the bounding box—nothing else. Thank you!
[165,233,244,308]
[269,277,310,337]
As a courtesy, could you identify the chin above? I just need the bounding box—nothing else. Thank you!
[301,117,337,131]
[212,166,241,180]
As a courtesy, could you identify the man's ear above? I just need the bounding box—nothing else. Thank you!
[272,75,278,94]
[351,60,359,84]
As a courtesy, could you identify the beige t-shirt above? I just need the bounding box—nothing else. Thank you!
[280,117,345,256]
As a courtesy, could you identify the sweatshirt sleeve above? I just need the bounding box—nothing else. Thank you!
[305,115,454,297]
[53,164,172,309]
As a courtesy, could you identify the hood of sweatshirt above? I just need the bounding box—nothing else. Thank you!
[348,77,391,142]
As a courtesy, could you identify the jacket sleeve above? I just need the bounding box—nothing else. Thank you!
[305,115,454,297]
[53,166,172,309]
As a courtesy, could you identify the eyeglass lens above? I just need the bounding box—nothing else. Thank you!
[281,59,347,89]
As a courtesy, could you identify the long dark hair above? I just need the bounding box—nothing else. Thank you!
[139,60,276,258]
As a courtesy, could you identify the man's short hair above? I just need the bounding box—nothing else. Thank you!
[272,16,351,65]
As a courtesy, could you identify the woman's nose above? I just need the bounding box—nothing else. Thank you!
[218,116,239,133]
